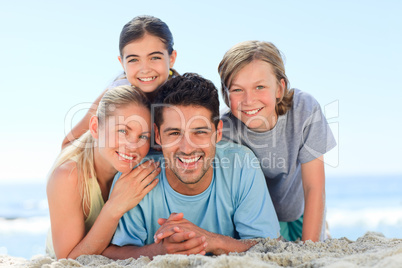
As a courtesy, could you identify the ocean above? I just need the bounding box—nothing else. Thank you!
[0,175,401,260]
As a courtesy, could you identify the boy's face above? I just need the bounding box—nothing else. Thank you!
[154,105,223,196]
[228,60,285,132]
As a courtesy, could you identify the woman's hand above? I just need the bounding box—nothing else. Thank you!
[108,159,160,218]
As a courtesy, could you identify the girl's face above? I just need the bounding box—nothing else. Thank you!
[228,60,285,132]
[93,104,151,174]
[118,33,177,94]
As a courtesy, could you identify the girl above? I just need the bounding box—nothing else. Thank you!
[62,15,178,148]
[218,41,336,242]
[47,85,160,259]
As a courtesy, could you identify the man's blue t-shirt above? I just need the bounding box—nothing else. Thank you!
[111,141,280,247]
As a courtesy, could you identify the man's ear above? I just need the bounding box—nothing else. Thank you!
[89,116,99,139]
[154,123,161,145]
[216,120,223,143]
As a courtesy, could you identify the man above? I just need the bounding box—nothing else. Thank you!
[103,73,279,259]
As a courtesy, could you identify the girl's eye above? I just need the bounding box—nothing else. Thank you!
[256,85,264,90]
[118,129,127,134]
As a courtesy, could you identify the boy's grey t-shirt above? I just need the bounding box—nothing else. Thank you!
[221,89,336,222]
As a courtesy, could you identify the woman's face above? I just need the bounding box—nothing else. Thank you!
[95,104,151,174]
[118,33,177,94]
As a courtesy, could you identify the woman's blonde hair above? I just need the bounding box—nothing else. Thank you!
[48,85,149,217]
[218,40,294,116]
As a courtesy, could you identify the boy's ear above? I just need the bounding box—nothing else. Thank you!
[154,123,161,145]
[89,116,99,139]
[276,78,286,99]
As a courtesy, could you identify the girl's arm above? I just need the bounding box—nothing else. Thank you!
[61,89,107,149]
[47,160,160,260]
[301,155,325,242]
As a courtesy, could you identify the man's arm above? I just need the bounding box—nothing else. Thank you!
[102,232,207,260]
[154,215,259,255]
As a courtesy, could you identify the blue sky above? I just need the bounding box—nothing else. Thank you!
[0,0,401,182]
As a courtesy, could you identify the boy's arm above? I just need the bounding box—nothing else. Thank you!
[301,155,325,242]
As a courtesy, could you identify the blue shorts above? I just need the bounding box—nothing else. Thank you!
[279,214,303,241]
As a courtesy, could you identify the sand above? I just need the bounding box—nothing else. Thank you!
[1,232,402,267]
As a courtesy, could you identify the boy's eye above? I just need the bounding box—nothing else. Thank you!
[151,56,161,60]
[256,85,264,90]
[128,58,138,63]
[230,88,242,93]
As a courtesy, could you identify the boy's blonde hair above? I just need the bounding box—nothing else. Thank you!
[48,85,149,217]
[218,40,294,116]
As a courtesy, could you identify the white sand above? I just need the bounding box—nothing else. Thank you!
[1,232,402,267]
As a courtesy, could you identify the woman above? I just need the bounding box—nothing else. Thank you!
[47,85,160,259]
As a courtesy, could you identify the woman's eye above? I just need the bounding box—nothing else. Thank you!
[139,135,149,140]
[118,129,127,134]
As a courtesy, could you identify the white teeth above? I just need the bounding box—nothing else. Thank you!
[178,156,201,164]
[138,76,156,82]
[117,152,134,160]
[243,108,262,115]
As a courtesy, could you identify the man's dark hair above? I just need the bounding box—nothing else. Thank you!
[153,73,220,129]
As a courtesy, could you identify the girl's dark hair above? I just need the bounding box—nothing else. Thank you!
[119,15,174,56]
[153,73,220,129]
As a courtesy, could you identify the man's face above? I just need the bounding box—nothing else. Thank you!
[155,105,222,195]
